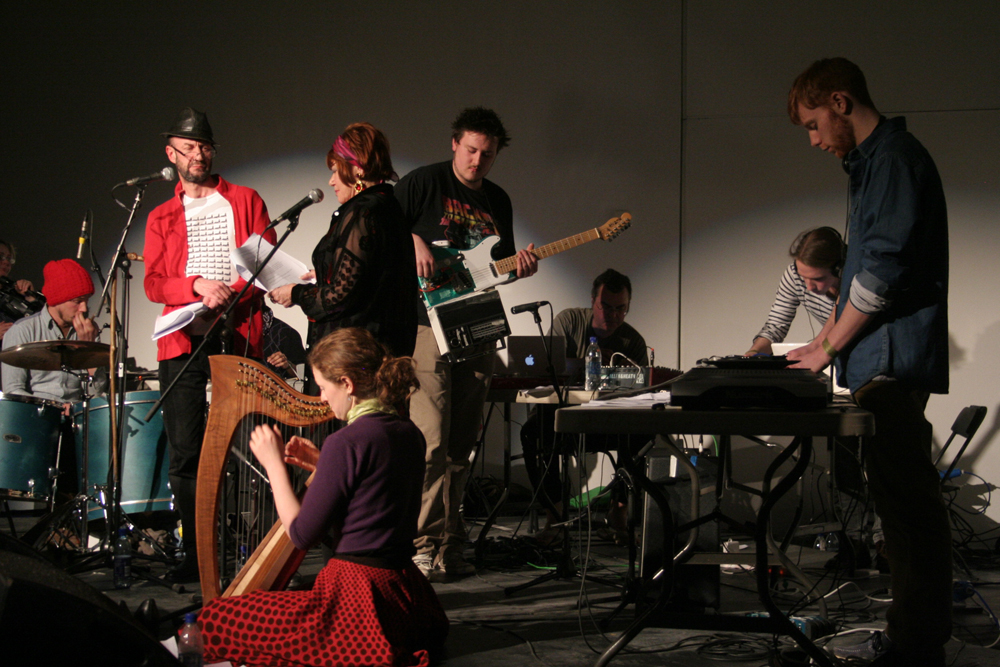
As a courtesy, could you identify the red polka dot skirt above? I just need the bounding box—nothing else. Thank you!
[198,559,448,666]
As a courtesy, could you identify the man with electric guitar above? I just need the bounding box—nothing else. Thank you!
[396,107,538,579]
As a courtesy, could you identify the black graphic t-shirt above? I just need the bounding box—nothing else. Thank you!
[395,161,515,257]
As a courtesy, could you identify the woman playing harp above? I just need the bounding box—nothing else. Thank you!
[198,328,447,666]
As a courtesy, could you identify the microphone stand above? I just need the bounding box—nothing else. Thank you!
[133,211,293,590]
[143,216,299,423]
[98,184,147,542]
[504,305,585,596]
[65,183,178,582]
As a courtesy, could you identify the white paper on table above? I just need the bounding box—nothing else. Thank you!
[152,301,209,340]
[232,234,315,292]
[518,385,558,399]
[585,391,672,408]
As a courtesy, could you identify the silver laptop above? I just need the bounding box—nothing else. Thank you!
[499,335,567,377]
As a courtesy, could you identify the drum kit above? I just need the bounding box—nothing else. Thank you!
[0,339,175,566]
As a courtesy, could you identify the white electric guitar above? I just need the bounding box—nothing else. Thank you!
[419,213,632,310]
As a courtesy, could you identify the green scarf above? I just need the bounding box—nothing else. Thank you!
[345,397,397,425]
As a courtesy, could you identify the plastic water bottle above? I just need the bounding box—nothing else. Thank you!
[177,613,205,667]
[113,527,132,589]
[813,532,841,552]
[584,337,602,391]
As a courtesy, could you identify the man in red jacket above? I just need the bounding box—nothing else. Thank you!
[143,107,275,583]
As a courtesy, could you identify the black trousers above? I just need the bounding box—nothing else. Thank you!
[158,336,220,561]
[854,381,951,659]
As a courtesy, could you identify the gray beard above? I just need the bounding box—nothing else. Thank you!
[180,162,211,184]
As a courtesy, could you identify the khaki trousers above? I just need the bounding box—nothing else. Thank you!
[410,325,494,562]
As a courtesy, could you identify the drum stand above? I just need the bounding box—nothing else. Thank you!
[17,371,93,553]
[22,370,176,578]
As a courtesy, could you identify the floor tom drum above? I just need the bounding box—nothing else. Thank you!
[74,390,172,520]
[0,394,62,501]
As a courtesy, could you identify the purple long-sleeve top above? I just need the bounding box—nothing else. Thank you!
[287,413,426,560]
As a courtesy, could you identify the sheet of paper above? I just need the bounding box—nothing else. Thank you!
[152,301,209,340]
[232,234,314,292]
[585,391,672,408]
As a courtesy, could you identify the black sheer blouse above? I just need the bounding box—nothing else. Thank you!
[291,183,418,356]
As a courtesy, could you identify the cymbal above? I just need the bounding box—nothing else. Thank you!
[0,340,111,371]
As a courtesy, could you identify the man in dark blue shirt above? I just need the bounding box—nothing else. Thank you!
[786,58,950,667]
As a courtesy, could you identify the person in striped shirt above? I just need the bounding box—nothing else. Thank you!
[745,226,844,356]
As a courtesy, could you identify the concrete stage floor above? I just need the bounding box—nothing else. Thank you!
[3,507,998,666]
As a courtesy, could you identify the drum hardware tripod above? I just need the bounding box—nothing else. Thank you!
[21,371,97,552]
[0,448,60,540]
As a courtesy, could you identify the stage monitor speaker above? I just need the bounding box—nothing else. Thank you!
[0,534,178,666]
[640,448,720,611]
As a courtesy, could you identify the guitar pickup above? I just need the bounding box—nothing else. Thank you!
[451,271,474,291]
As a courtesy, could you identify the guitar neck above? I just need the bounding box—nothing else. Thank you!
[492,228,602,275]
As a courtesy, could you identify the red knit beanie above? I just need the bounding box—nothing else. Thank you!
[42,259,95,306]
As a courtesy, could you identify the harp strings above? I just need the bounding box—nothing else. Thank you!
[226,364,322,585]
[199,355,335,599]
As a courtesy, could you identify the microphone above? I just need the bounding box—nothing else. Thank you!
[76,211,90,260]
[125,167,177,187]
[510,300,550,314]
[266,189,324,230]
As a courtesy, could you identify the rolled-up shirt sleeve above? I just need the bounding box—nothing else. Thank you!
[848,275,891,314]
[850,151,930,312]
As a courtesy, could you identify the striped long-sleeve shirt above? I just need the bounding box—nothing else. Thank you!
[754,263,836,345]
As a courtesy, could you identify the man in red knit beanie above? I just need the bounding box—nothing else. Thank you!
[1,258,101,406]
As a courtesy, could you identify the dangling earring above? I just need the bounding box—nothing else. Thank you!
[355,172,365,193]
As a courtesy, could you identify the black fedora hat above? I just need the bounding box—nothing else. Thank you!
[161,107,217,145]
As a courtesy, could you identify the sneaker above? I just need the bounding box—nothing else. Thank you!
[436,553,476,577]
[833,630,893,661]
[412,553,435,578]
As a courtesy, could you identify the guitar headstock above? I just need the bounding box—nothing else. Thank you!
[597,212,632,241]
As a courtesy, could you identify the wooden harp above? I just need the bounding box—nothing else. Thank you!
[195,355,334,601]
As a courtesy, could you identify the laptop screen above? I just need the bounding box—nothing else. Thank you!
[498,335,567,376]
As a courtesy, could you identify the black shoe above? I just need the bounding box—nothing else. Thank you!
[824,535,871,573]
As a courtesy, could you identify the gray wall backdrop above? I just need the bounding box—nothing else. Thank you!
[5,2,999,519]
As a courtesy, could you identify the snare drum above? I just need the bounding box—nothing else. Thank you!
[74,390,172,519]
[0,394,62,501]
